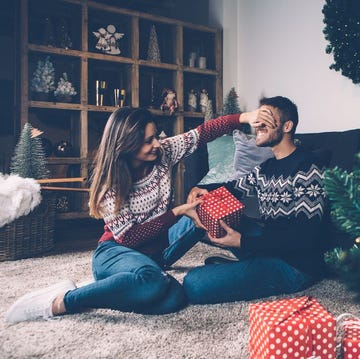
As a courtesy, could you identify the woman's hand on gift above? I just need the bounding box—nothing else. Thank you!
[186,186,208,204]
[208,220,242,247]
[172,200,207,230]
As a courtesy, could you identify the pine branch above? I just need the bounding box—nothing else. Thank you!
[324,167,360,238]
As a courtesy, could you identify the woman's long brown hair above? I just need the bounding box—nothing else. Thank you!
[89,107,155,218]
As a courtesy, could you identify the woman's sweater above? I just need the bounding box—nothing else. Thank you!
[98,114,241,255]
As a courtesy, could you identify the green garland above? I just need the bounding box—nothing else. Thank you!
[322,0,360,84]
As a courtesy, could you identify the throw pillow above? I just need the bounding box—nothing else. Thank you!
[199,135,234,185]
[232,130,273,178]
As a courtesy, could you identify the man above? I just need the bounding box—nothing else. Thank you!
[183,96,329,304]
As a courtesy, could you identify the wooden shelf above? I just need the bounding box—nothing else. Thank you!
[20,0,223,218]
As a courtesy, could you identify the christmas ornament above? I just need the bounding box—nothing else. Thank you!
[56,195,69,212]
[54,140,73,157]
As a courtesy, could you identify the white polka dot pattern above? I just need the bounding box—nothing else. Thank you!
[249,296,336,359]
[342,319,360,359]
[196,186,244,238]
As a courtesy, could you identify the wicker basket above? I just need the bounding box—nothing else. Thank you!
[0,194,56,261]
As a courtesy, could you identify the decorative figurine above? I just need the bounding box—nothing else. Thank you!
[200,89,209,113]
[160,88,178,115]
[187,89,197,112]
[93,24,124,55]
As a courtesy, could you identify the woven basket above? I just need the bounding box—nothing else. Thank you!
[0,194,56,261]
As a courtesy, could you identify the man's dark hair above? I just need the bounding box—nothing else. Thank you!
[259,96,299,136]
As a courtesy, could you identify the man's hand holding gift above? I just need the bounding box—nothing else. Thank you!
[187,186,244,246]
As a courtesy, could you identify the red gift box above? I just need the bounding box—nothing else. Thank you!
[196,186,244,238]
[249,296,336,359]
[337,315,360,359]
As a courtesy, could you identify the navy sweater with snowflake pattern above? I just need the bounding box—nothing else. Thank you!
[98,114,241,256]
[203,147,329,277]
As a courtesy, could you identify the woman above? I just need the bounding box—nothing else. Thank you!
[6,106,273,322]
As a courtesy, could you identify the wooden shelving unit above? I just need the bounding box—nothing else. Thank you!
[20,0,223,219]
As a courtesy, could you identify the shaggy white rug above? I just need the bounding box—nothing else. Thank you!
[1,242,359,359]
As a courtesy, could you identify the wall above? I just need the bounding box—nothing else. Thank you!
[210,0,360,133]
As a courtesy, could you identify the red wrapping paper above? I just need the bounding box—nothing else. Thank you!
[342,318,360,359]
[249,296,336,359]
[196,186,244,238]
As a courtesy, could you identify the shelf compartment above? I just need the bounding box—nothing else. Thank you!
[184,72,217,114]
[183,28,216,70]
[28,52,81,103]
[28,0,81,50]
[29,108,81,158]
[139,67,176,109]
[88,8,132,58]
[139,19,176,64]
[88,59,131,107]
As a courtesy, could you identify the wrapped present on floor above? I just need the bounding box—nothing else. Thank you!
[196,186,244,238]
[336,313,360,359]
[249,296,336,359]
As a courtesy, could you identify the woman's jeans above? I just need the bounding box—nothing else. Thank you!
[183,217,314,304]
[64,216,204,315]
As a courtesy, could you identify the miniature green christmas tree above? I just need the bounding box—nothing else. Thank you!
[147,25,161,62]
[223,87,241,115]
[323,151,360,299]
[223,87,251,133]
[10,123,50,179]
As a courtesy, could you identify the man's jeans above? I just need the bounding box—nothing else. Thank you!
[63,216,204,315]
[183,217,313,304]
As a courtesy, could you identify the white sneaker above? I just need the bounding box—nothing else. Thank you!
[5,279,76,323]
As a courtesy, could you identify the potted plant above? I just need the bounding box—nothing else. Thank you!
[30,56,55,101]
[54,72,77,103]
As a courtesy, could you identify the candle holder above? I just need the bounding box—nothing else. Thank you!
[114,88,126,107]
[96,80,106,106]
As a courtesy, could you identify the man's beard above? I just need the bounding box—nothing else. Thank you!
[257,126,283,148]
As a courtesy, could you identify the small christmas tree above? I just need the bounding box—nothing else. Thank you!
[10,123,50,179]
[223,87,241,115]
[323,151,360,300]
[147,25,161,62]
[223,87,251,133]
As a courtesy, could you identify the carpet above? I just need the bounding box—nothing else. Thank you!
[0,242,359,359]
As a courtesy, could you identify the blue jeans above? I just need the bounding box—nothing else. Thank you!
[183,218,313,304]
[64,216,204,315]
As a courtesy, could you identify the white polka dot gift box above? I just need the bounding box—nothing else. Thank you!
[336,314,360,359]
[249,296,336,359]
[196,186,244,238]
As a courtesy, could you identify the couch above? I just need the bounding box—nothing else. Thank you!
[184,127,360,248]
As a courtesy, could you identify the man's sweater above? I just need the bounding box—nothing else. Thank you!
[98,114,241,255]
[205,146,329,277]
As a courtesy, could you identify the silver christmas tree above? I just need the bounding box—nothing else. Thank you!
[147,25,161,62]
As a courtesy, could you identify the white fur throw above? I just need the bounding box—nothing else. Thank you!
[0,173,42,227]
